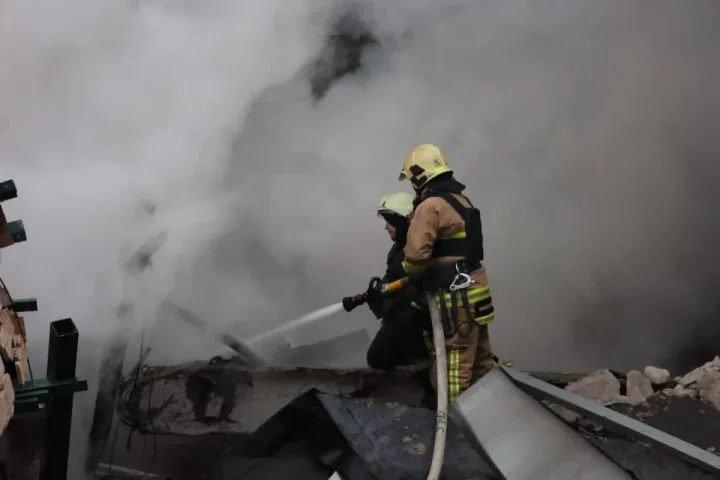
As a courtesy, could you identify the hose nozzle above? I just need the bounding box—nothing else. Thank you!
[342,277,412,313]
[342,294,367,312]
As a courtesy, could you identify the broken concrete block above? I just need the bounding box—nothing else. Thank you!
[678,357,720,387]
[697,372,720,410]
[643,366,670,385]
[626,370,654,406]
[664,384,697,398]
[565,369,624,405]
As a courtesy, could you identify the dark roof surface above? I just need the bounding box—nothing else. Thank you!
[213,389,499,480]
[213,389,720,480]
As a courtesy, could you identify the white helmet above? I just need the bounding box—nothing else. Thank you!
[377,192,414,218]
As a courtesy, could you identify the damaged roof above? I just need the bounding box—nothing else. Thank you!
[111,356,720,479]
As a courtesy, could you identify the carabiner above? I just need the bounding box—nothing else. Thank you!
[449,272,473,292]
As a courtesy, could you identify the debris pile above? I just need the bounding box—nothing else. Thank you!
[557,358,720,410]
[547,358,720,456]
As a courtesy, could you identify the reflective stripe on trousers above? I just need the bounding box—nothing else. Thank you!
[447,348,462,402]
[434,284,495,326]
[423,332,476,403]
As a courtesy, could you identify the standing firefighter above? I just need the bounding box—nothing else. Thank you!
[399,144,496,403]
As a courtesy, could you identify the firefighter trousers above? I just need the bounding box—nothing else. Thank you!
[367,308,430,371]
[424,309,495,404]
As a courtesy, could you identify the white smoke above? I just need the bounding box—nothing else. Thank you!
[210,0,720,374]
[0,0,331,475]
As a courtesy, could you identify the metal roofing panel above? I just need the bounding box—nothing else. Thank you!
[452,366,631,480]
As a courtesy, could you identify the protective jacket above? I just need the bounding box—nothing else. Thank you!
[402,178,494,322]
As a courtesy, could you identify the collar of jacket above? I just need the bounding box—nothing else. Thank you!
[418,176,467,202]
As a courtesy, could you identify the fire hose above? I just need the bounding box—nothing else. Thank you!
[342,277,448,480]
[425,290,448,480]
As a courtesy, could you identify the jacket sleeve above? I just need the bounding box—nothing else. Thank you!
[366,297,384,319]
[402,200,439,277]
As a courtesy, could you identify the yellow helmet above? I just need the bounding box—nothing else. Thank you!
[377,192,415,218]
[398,144,453,189]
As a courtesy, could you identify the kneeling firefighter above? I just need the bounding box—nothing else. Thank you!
[342,192,430,370]
[398,144,496,404]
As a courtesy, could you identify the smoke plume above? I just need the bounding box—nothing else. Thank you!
[2,0,720,475]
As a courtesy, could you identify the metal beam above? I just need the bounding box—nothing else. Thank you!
[499,365,720,475]
[13,377,88,414]
[11,298,38,312]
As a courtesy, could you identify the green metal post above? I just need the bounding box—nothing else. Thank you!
[11,297,38,312]
[40,318,80,480]
[0,179,17,202]
[6,220,27,244]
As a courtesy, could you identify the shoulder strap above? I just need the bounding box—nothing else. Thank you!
[429,191,470,218]
[426,191,484,264]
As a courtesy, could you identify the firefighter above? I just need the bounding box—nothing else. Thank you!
[398,143,496,403]
[364,192,431,371]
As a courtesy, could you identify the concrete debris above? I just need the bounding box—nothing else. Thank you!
[663,384,697,398]
[565,369,626,405]
[564,360,720,414]
[665,357,720,409]
[644,366,670,385]
[697,372,720,410]
[626,370,654,406]
[678,357,720,387]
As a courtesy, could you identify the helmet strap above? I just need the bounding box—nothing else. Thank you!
[412,189,424,209]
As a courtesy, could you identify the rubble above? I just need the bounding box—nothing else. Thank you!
[564,369,625,405]
[117,358,720,478]
[555,359,720,413]
[542,358,720,470]
[678,357,720,387]
[644,366,670,385]
[664,383,696,398]
[697,372,720,410]
[626,370,654,406]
